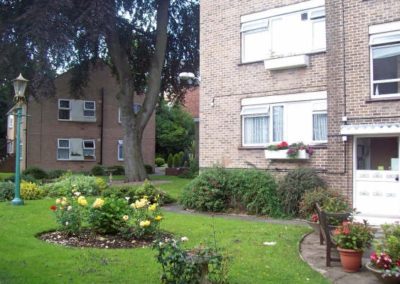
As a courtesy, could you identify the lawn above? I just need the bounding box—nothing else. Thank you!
[0,172,13,181]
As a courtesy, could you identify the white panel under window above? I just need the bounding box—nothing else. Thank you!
[118,140,124,161]
[286,102,313,143]
[272,106,284,142]
[8,115,14,128]
[241,105,269,115]
[312,19,326,51]
[242,29,268,62]
[313,112,327,142]
[69,138,84,160]
[243,116,269,145]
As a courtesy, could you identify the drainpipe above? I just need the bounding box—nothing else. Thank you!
[100,88,105,165]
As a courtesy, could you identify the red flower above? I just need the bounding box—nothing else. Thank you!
[278,141,288,149]
[370,252,378,263]
[50,205,57,211]
[396,259,400,267]
[311,214,319,223]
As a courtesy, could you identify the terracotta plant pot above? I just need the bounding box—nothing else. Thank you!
[306,221,320,235]
[366,262,400,284]
[337,247,363,272]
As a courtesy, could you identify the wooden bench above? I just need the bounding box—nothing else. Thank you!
[316,203,351,266]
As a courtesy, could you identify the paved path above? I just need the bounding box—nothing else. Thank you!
[163,204,380,284]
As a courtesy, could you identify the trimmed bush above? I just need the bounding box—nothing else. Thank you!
[299,187,339,218]
[102,179,175,205]
[181,167,282,216]
[108,165,125,175]
[91,165,105,176]
[21,181,45,200]
[23,166,48,180]
[167,154,173,168]
[278,168,326,216]
[173,154,180,168]
[155,157,165,167]
[43,174,107,197]
[0,182,15,201]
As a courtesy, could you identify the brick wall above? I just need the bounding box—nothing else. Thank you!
[26,65,155,172]
[199,0,328,173]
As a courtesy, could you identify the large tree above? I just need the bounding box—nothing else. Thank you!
[0,0,199,181]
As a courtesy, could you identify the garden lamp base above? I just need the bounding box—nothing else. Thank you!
[11,198,24,206]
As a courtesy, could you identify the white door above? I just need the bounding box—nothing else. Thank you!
[354,136,400,224]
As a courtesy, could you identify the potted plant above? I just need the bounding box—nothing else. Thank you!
[333,220,375,272]
[366,223,400,283]
[264,141,313,160]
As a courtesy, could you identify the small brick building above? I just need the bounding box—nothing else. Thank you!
[200,0,400,224]
[7,64,155,172]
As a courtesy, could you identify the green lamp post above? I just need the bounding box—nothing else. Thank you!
[11,74,28,206]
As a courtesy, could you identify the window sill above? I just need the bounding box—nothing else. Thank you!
[366,97,400,103]
[264,54,310,70]
[238,146,266,150]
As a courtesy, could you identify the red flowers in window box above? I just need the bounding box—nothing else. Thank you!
[277,141,289,149]
[50,205,57,211]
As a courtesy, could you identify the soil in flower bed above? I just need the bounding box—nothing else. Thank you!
[38,230,171,249]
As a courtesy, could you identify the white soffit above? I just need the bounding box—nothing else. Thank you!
[369,21,400,35]
[241,91,327,106]
[241,0,325,23]
[341,124,400,135]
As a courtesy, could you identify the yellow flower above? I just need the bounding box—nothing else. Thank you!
[148,203,157,212]
[55,198,61,204]
[123,215,129,221]
[133,198,149,209]
[155,215,163,221]
[92,198,105,208]
[77,196,88,206]
[61,200,68,206]
[139,220,151,227]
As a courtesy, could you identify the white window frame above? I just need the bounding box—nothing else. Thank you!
[82,139,96,159]
[240,2,326,63]
[117,140,124,161]
[58,99,71,121]
[8,115,14,128]
[57,139,70,160]
[83,101,96,117]
[370,32,400,98]
[312,111,328,143]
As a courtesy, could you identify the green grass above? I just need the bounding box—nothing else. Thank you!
[0,199,328,284]
[0,172,13,180]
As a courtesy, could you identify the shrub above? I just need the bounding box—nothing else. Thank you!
[179,158,199,179]
[43,174,107,197]
[167,154,173,168]
[277,168,326,216]
[299,187,339,218]
[91,165,105,176]
[108,165,125,175]
[228,169,282,216]
[155,157,165,167]
[88,197,129,234]
[181,167,230,212]
[23,166,48,180]
[21,181,45,200]
[102,180,175,205]
[173,154,180,168]
[47,170,67,180]
[130,197,163,239]
[0,182,15,201]
[4,174,38,184]
[51,196,85,234]
[145,164,154,174]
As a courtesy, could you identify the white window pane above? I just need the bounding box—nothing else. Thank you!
[372,44,400,82]
[312,19,326,50]
[57,149,69,160]
[58,140,69,148]
[83,110,95,117]
[84,101,95,110]
[244,116,269,145]
[272,106,284,142]
[59,109,70,120]
[373,82,400,96]
[242,29,268,62]
[8,116,13,128]
[59,100,70,108]
[313,113,327,141]
[83,140,94,148]
[118,141,124,160]
[83,149,95,157]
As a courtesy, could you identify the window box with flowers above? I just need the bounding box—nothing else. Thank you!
[264,141,314,160]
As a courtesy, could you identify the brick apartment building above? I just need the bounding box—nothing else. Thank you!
[6,64,155,172]
[200,0,400,224]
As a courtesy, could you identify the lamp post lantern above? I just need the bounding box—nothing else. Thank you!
[11,73,28,206]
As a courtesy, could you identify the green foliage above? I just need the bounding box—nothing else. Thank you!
[167,154,174,168]
[4,174,38,184]
[43,174,107,197]
[173,154,181,168]
[156,101,195,157]
[52,197,84,234]
[0,181,15,201]
[179,158,199,178]
[375,223,400,265]
[107,165,125,175]
[88,197,129,235]
[47,170,67,180]
[130,197,163,239]
[91,165,105,176]
[23,166,48,180]
[277,168,326,216]
[155,157,166,167]
[102,180,175,205]
[21,181,45,200]
[181,167,283,217]
[153,237,228,284]
[299,187,340,218]
[145,164,154,174]
[333,221,375,250]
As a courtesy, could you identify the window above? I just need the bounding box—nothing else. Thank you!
[83,140,95,158]
[118,140,124,161]
[58,100,71,120]
[8,115,13,128]
[312,112,327,142]
[118,104,142,123]
[240,2,326,63]
[57,139,70,160]
[83,101,96,117]
[241,92,327,146]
